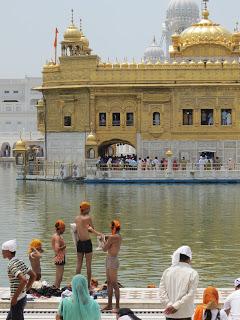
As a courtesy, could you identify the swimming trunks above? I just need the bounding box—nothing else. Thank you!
[54,255,65,266]
[106,255,119,270]
[77,239,92,254]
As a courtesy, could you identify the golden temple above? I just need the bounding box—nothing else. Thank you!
[36,3,240,164]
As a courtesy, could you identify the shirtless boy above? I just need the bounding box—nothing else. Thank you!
[51,220,66,288]
[75,201,94,289]
[89,220,122,312]
[28,239,43,281]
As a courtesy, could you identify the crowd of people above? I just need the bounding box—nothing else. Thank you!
[96,154,237,171]
[2,219,240,319]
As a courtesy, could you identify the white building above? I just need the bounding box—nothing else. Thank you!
[162,0,200,57]
[0,77,43,157]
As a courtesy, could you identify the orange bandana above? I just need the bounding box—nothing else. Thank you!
[194,287,219,320]
[111,220,121,235]
[55,219,65,230]
[28,239,42,253]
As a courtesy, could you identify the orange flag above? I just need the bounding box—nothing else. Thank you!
[54,28,59,48]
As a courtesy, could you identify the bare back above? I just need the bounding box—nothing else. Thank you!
[75,214,93,241]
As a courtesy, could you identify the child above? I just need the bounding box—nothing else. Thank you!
[28,239,43,281]
[52,220,66,288]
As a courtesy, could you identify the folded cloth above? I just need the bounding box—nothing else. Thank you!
[96,235,106,251]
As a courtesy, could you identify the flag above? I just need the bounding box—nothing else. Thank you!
[54,28,59,48]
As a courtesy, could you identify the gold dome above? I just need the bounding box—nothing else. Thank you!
[86,132,97,146]
[180,10,232,48]
[81,34,89,48]
[13,139,27,152]
[64,23,81,42]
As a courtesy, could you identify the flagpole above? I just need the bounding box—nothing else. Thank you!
[54,28,59,64]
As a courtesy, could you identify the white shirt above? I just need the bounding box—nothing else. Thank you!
[201,309,228,320]
[159,262,199,318]
[224,289,240,320]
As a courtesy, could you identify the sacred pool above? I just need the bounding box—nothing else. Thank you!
[0,163,239,288]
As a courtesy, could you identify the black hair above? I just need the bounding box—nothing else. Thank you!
[118,308,141,320]
[204,309,213,320]
[179,253,190,262]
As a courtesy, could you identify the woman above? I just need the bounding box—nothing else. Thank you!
[28,239,43,281]
[56,274,101,320]
[194,286,228,320]
[116,308,141,320]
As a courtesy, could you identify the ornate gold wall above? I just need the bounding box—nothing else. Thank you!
[37,55,240,153]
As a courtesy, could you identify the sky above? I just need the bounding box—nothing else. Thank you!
[0,0,239,78]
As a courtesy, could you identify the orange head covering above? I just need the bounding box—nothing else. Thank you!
[55,219,65,230]
[111,220,121,235]
[194,287,219,320]
[80,201,90,212]
[28,239,42,253]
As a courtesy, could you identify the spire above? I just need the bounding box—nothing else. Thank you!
[203,0,209,10]
[80,18,82,32]
[71,9,74,24]
[234,21,239,32]
[202,0,209,19]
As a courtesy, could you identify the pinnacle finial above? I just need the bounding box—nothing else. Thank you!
[234,21,239,32]
[71,9,74,24]
[153,35,156,43]
[203,0,209,10]
[80,18,82,32]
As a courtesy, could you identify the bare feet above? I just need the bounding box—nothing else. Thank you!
[101,305,112,312]
[112,308,119,313]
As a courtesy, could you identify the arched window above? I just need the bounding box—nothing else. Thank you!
[88,148,95,159]
[153,112,160,125]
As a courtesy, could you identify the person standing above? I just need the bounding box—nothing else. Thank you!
[52,220,66,288]
[223,278,240,319]
[28,239,43,281]
[159,245,199,320]
[75,201,94,289]
[89,220,122,312]
[2,239,36,320]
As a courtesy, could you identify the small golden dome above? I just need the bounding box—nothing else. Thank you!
[86,132,97,146]
[165,149,173,157]
[215,60,221,65]
[81,34,89,48]
[13,139,27,152]
[232,60,238,65]
[64,23,81,42]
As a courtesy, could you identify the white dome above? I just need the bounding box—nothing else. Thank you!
[144,37,165,63]
[167,0,199,19]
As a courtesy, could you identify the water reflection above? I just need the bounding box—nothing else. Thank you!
[0,164,240,287]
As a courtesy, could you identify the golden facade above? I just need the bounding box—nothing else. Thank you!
[37,8,240,163]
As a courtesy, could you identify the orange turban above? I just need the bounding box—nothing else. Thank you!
[28,239,42,253]
[55,219,65,230]
[80,201,90,212]
[111,220,121,235]
[194,287,219,320]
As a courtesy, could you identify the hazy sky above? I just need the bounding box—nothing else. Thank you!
[0,0,239,78]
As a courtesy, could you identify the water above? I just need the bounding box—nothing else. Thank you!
[0,163,240,288]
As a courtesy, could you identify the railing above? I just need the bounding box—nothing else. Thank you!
[95,162,239,171]
[17,162,86,179]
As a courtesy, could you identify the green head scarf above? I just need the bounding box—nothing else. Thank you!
[59,274,101,320]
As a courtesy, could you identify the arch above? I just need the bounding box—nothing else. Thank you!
[98,139,136,157]
[1,142,11,157]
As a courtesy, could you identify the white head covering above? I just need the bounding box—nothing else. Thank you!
[171,245,192,266]
[2,239,17,252]
[234,278,240,287]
